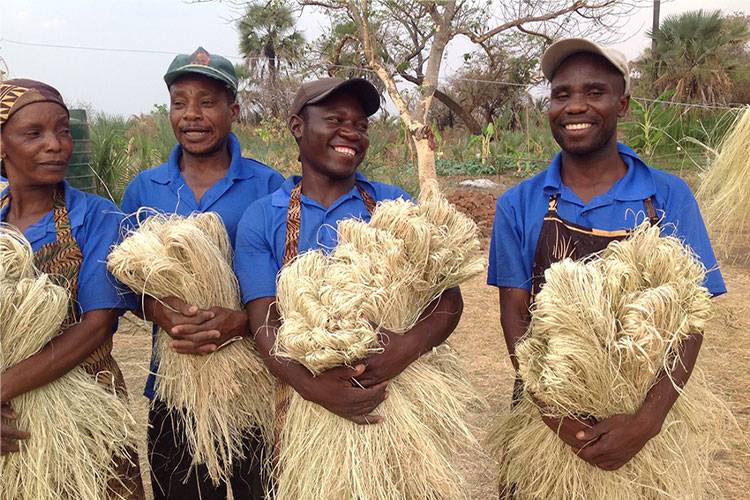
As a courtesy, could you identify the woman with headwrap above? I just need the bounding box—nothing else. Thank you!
[0,78,145,499]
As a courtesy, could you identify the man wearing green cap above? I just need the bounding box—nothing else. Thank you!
[121,47,284,500]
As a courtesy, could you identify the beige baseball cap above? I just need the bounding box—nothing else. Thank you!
[541,38,630,93]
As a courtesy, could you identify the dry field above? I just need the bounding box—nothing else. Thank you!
[112,178,750,499]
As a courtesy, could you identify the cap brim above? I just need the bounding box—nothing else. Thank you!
[307,78,380,116]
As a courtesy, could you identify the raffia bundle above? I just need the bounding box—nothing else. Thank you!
[696,106,750,261]
[0,226,139,500]
[488,222,726,499]
[106,211,274,485]
[273,181,485,500]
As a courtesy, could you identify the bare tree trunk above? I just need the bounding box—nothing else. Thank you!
[414,137,437,185]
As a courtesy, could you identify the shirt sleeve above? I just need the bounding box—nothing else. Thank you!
[487,195,532,290]
[233,202,281,305]
[661,187,726,297]
[119,177,142,231]
[75,197,136,313]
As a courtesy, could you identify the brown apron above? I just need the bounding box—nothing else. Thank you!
[272,181,376,471]
[1,185,145,499]
[512,193,659,404]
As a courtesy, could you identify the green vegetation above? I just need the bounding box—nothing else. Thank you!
[84,99,739,205]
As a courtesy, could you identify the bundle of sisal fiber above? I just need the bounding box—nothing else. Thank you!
[0,226,139,500]
[273,181,486,500]
[488,222,728,499]
[106,211,274,485]
[696,106,750,262]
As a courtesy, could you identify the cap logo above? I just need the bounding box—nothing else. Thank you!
[190,51,211,66]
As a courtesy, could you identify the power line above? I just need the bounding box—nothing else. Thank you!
[2,36,747,111]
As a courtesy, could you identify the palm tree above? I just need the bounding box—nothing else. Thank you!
[237,0,306,85]
[644,10,749,104]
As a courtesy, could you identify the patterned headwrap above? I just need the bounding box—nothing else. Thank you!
[1,78,69,126]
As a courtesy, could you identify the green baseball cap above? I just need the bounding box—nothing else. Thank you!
[163,47,238,95]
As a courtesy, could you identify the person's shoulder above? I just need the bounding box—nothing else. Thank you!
[355,173,411,201]
[240,156,283,178]
[128,161,170,184]
[498,168,550,206]
[63,182,118,214]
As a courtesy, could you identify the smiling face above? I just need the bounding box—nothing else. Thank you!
[290,90,370,181]
[168,74,239,157]
[1,101,72,188]
[548,53,629,156]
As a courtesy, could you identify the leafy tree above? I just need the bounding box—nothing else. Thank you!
[637,9,749,104]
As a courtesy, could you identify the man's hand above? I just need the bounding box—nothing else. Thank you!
[540,413,597,449]
[168,307,249,355]
[145,296,214,337]
[572,412,660,470]
[355,327,420,388]
[1,404,29,456]
[296,364,389,425]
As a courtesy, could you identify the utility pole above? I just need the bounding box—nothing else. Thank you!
[652,0,661,57]
[651,0,661,98]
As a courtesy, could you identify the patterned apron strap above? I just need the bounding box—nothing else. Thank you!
[644,197,660,226]
[273,179,375,471]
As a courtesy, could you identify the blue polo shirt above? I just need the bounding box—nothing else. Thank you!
[488,143,726,296]
[233,172,411,305]
[120,132,284,399]
[120,133,284,247]
[1,180,134,315]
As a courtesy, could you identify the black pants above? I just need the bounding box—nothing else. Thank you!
[147,399,268,500]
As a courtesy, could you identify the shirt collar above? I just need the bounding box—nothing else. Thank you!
[0,180,85,245]
[271,171,374,208]
[543,142,656,201]
[149,132,251,185]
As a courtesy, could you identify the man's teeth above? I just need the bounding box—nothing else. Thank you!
[334,147,356,157]
[565,123,592,130]
[184,130,208,136]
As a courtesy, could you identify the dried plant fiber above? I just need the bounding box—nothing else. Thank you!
[489,222,727,499]
[274,181,485,500]
[106,211,274,485]
[696,106,750,261]
[0,225,139,500]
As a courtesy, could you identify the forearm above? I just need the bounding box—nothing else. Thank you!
[498,287,531,371]
[637,332,703,431]
[405,286,463,356]
[1,309,117,404]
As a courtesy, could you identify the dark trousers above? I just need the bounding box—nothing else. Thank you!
[147,399,268,500]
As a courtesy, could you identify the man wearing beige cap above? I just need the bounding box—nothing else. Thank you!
[488,37,725,475]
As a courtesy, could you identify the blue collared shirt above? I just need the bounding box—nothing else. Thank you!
[119,132,284,399]
[1,180,134,315]
[120,132,284,246]
[487,143,726,296]
[233,172,411,305]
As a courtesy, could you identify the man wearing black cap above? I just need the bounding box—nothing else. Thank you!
[488,38,725,474]
[120,47,283,500]
[233,77,462,430]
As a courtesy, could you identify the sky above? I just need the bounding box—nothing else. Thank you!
[1,0,748,116]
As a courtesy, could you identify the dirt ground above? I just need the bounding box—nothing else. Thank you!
[112,174,750,499]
